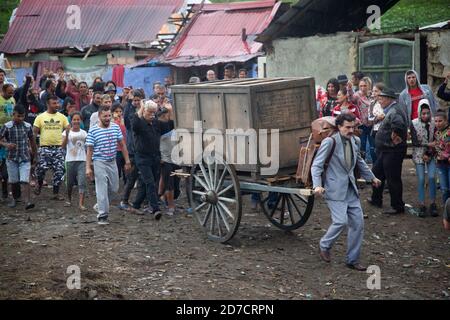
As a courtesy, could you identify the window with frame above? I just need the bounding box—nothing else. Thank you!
[359,38,414,93]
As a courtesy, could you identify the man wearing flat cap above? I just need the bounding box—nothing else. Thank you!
[337,74,349,91]
[368,88,408,215]
[105,84,117,103]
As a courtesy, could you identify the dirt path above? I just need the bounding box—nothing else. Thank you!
[0,161,449,300]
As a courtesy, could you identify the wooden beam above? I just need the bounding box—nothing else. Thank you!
[82,46,93,60]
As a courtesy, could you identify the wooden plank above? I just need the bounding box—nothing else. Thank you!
[174,93,197,128]
[199,93,224,129]
[171,77,316,175]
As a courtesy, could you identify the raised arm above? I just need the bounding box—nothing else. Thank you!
[18,75,32,105]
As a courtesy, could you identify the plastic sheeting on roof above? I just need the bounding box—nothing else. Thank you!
[102,66,171,98]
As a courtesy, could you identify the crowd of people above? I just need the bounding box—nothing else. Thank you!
[0,62,251,225]
[0,67,180,225]
[316,69,450,230]
[312,70,449,271]
[1,65,449,232]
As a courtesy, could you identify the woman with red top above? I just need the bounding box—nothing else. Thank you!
[332,88,361,121]
[112,103,127,185]
[318,78,340,118]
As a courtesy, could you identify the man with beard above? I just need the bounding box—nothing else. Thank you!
[89,94,112,129]
[86,106,131,225]
[312,113,380,271]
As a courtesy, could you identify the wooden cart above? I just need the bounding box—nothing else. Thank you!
[171,78,318,243]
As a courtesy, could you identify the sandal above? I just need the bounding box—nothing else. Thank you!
[52,195,65,201]
[79,206,87,211]
[64,201,72,207]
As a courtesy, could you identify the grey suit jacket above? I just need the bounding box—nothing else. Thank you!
[311,132,375,201]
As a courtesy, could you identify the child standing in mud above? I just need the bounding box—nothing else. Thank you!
[62,112,87,211]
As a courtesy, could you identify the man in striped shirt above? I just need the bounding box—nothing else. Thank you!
[86,106,131,225]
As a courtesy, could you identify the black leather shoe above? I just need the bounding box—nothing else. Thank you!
[429,203,439,217]
[366,198,382,208]
[418,205,427,218]
[346,263,367,271]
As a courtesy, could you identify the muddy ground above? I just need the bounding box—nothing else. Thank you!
[0,161,449,300]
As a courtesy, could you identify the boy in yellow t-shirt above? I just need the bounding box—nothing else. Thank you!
[0,84,16,201]
[0,84,16,127]
[33,95,69,199]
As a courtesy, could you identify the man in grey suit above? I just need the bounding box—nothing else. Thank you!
[311,113,381,271]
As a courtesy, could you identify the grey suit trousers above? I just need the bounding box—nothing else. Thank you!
[320,187,364,264]
[93,160,119,219]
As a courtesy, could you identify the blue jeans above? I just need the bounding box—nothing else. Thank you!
[133,154,160,211]
[6,160,31,183]
[437,164,450,204]
[359,125,376,163]
[415,160,436,204]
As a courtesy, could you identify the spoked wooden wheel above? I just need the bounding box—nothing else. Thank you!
[187,157,242,243]
[259,192,314,231]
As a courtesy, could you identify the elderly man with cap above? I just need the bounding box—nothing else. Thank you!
[368,88,408,214]
[337,75,349,92]
[105,83,117,102]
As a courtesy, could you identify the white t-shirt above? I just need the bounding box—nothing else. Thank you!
[63,129,87,162]
[371,102,384,131]
[90,112,99,129]
[160,130,176,164]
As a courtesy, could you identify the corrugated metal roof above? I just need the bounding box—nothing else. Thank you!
[163,0,281,67]
[0,0,184,54]
[256,0,400,42]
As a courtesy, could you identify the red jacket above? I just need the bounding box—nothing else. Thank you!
[66,81,92,111]
[332,103,361,121]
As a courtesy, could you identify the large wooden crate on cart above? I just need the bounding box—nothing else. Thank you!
[171,78,317,243]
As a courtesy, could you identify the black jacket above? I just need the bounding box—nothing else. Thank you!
[55,80,68,101]
[437,82,450,101]
[131,114,173,158]
[81,102,100,131]
[14,77,45,125]
[123,101,138,156]
[375,101,408,152]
